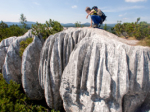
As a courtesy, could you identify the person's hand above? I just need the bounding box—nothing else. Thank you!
[86,15,89,19]
[89,26,92,28]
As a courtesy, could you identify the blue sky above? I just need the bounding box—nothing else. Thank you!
[0,0,150,24]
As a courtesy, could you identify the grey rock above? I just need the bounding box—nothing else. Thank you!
[0,37,16,71]
[38,28,92,110]
[22,36,44,100]
[59,28,150,112]
[2,30,33,84]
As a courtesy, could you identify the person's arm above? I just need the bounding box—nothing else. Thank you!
[90,19,92,27]
[86,10,95,19]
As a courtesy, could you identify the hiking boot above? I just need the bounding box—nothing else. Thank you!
[93,24,98,28]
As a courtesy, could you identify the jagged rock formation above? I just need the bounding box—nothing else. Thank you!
[2,30,33,84]
[60,28,150,112]
[0,37,16,71]
[0,28,150,112]
[38,29,92,110]
[22,36,44,100]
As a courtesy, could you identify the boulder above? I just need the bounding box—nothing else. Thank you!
[59,28,150,112]
[0,37,16,71]
[2,30,33,84]
[22,36,44,100]
[38,29,92,110]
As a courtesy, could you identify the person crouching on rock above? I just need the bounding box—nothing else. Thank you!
[85,7,101,28]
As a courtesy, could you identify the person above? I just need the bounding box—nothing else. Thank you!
[85,7,101,28]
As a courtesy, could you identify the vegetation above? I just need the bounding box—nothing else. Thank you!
[75,21,84,27]
[0,73,49,112]
[19,38,33,57]
[20,14,27,28]
[103,18,150,46]
[75,21,81,27]
[0,21,28,42]
[112,18,150,40]
[103,24,108,31]
[32,19,63,39]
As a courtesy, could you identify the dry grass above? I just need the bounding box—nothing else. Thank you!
[138,37,150,47]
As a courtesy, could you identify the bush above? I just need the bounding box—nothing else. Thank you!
[113,18,150,40]
[32,19,63,39]
[19,38,33,57]
[0,73,48,112]
[0,22,28,42]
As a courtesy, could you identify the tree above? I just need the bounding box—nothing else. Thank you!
[32,19,63,39]
[104,24,108,31]
[75,21,81,27]
[20,14,27,28]
[0,21,8,29]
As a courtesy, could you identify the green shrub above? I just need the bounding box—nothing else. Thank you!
[19,38,33,57]
[0,22,28,42]
[113,18,150,40]
[51,109,60,112]
[32,19,63,39]
[0,73,48,112]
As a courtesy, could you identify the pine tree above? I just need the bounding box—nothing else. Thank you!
[20,14,27,28]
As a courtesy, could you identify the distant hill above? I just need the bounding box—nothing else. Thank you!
[0,21,116,28]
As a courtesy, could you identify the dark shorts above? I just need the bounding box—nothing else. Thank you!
[90,15,101,25]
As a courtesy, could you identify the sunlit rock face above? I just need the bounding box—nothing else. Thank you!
[0,36,16,71]
[2,30,33,84]
[59,28,150,112]
[0,28,150,112]
[22,36,44,100]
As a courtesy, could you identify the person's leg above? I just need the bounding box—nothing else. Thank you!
[91,15,101,28]
[91,15,101,24]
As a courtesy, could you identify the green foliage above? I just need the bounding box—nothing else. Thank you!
[0,21,8,29]
[20,14,27,28]
[75,21,82,27]
[32,19,63,39]
[51,109,60,112]
[19,38,33,57]
[113,18,150,40]
[0,24,28,42]
[0,73,48,112]
[103,24,108,31]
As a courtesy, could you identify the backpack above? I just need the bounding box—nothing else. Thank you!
[92,6,107,24]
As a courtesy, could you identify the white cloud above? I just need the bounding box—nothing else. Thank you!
[125,0,147,2]
[102,6,144,12]
[33,2,40,6]
[72,5,77,9]
[119,13,127,17]
[123,18,128,20]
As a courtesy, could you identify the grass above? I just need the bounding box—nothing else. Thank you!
[138,37,150,47]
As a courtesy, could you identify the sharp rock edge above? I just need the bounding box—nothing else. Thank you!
[22,36,44,100]
[0,36,16,71]
[2,30,33,84]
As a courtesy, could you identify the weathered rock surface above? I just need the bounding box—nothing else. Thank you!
[22,36,44,100]
[59,28,150,112]
[38,29,92,110]
[0,37,16,71]
[1,28,150,112]
[2,30,33,84]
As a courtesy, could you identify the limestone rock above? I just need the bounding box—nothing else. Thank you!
[22,36,44,100]
[0,37,16,71]
[59,28,150,112]
[38,29,93,110]
[2,30,33,84]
